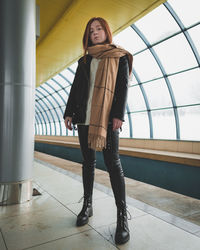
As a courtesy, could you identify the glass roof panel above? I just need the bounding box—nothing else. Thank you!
[52,74,68,87]
[42,82,55,94]
[133,49,162,82]
[54,107,63,120]
[46,79,61,91]
[55,122,61,135]
[49,109,59,121]
[40,102,50,112]
[53,91,64,106]
[169,68,200,106]
[46,124,51,135]
[36,87,48,97]
[168,0,200,27]
[178,105,200,141]
[36,124,42,134]
[35,91,43,99]
[151,109,176,139]
[154,33,198,74]
[142,79,173,109]
[58,89,68,101]
[39,97,51,108]
[131,112,150,138]
[61,123,67,136]
[129,73,138,86]
[46,95,59,108]
[49,123,56,135]
[35,103,43,113]
[113,27,146,54]
[187,24,200,55]
[60,105,66,113]
[68,62,78,73]
[135,4,180,44]
[39,110,49,123]
[51,92,64,106]
[128,85,146,112]
[59,68,75,83]
[45,110,54,122]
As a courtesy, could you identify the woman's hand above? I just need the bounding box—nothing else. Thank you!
[112,118,122,131]
[64,116,73,130]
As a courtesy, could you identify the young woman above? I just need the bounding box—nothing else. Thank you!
[64,17,133,245]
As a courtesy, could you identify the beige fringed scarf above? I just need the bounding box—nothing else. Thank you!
[87,44,133,150]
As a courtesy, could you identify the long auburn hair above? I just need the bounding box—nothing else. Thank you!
[82,17,112,60]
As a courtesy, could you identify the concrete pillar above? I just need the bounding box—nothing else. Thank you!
[0,0,35,205]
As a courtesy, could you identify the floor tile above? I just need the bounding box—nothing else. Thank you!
[33,162,108,205]
[0,191,61,220]
[67,196,146,229]
[183,211,200,226]
[0,205,90,250]
[96,214,200,250]
[26,229,117,250]
[43,162,109,201]
[33,162,57,179]
[33,162,80,187]
[158,196,200,217]
[0,232,6,250]
[165,214,200,234]
[195,231,200,237]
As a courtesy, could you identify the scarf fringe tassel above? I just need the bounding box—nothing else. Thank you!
[88,134,106,151]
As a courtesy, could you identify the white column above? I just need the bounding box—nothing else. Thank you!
[0,0,36,205]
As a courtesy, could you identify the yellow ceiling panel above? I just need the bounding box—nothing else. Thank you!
[36,0,73,45]
[36,0,166,87]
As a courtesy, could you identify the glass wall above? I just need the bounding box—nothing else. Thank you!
[35,0,200,141]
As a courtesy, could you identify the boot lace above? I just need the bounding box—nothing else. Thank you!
[78,196,92,206]
[108,206,132,243]
[117,206,132,232]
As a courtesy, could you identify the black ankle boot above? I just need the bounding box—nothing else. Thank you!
[115,206,130,244]
[76,197,93,226]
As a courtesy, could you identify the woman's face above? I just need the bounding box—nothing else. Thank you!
[90,20,107,45]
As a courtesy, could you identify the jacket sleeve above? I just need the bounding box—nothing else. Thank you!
[111,55,129,121]
[63,61,82,119]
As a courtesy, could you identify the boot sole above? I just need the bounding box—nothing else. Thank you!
[76,208,93,227]
[115,234,130,245]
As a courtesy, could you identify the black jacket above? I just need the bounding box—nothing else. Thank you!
[63,54,129,124]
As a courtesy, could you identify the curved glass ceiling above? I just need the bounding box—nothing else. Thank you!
[35,0,200,141]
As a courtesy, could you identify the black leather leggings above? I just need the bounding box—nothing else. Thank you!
[78,124,126,208]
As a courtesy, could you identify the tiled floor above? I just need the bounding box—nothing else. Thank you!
[34,151,200,226]
[0,159,200,250]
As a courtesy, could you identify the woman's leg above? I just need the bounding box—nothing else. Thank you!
[77,125,96,226]
[103,124,130,244]
[103,124,125,207]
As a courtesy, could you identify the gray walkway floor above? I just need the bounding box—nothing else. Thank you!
[0,158,200,250]
[34,151,200,226]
